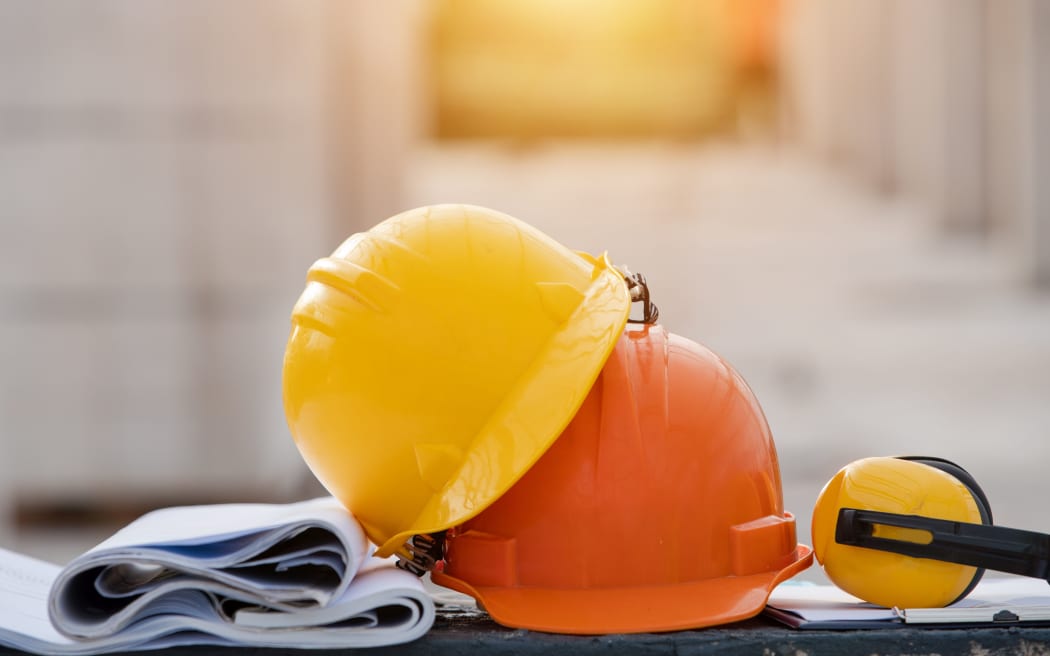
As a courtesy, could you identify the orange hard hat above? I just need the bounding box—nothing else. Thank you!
[432,324,813,634]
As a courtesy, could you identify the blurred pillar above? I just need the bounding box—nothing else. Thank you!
[943,0,986,235]
[0,437,10,543]
[778,0,893,190]
[985,0,1050,287]
[828,0,892,191]
[323,0,427,242]
[778,0,837,157]
[1036,2,1050,286]
[886,0,985,234]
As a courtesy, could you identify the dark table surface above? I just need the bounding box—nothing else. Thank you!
[414,608,1050,656]
[5,607,1050,656]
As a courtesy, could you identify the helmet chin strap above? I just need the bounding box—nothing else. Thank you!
[618,267,659,324]
[395,532,447,577]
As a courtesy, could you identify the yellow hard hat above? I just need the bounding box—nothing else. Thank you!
[283,204,632,558]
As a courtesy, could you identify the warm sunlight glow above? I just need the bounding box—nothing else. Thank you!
[430,0,778,139]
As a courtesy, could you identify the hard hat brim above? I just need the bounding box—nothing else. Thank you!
[433,545,814,634]
[374,257,631,557]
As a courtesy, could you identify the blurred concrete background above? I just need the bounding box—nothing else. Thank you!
[1,0,1048,583]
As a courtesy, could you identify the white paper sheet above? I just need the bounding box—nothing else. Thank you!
[767,576,1050,628]
[0,497,435,653]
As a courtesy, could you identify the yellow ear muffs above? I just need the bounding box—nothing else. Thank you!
[814,456,1050,608]
[812,456,990,608]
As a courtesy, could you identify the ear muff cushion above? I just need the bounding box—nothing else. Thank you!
[895,456,992,604]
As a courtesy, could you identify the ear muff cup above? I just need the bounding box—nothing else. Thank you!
[896,457,992,604]
[812,456,990,608]
[897,456,993,524]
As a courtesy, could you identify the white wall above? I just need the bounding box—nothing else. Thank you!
[0,1,418,509]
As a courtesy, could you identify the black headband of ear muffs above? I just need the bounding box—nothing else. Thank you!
[835,457,1050,586]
